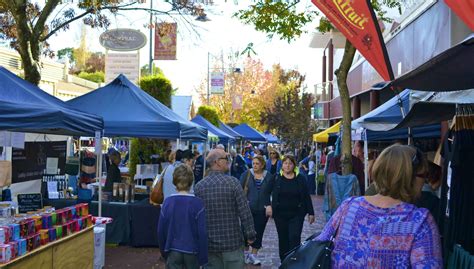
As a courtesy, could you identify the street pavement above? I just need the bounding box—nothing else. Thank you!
[104,195,326,269]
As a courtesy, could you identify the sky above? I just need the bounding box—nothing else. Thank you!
[48,0,325,102]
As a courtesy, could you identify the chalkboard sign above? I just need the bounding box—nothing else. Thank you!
[12,141,66,183]
[17,193,43,213]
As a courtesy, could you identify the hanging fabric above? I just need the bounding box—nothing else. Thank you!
[442,104,474,257]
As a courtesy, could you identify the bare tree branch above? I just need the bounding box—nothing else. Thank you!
[33,0,61,39]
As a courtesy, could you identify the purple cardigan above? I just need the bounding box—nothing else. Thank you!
[317,196,442,268]
[157,194,208,266]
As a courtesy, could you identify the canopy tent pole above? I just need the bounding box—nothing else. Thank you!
[363,129,369,191]
[394,89,412,145]
[94,131,103,217]
[202,140,207,175]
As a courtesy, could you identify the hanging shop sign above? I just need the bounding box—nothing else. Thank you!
[210,72,225,94]
[99,29,147,51]
[154,23,177,60]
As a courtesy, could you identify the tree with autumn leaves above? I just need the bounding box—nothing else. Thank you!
[200,57,317,146]
[236,0,402,175]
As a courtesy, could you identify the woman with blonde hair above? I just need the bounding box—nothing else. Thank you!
[316,144,442,267]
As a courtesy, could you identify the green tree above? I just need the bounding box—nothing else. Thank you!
[140,63,164,77]
[197,105,220,126]
[237,0,402,175]
[78,71,105,83]
[261,69,316,148]
[129,74,174,178]
[0,1,202,85]
[57,47,74,63]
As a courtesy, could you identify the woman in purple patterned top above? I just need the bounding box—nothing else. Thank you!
[317,145,443,268]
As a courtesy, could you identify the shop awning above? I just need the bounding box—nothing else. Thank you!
[191,115,235,144]
[313,121,341,142]
[0,67,103,136]
[68,75,207,140]
[233,124,267,142]
[388,34,474,92]
[395,89,474,128]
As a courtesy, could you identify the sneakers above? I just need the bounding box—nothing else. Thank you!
[247,253,262,266]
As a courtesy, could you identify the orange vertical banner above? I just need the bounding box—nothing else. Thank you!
[445,0,474,32]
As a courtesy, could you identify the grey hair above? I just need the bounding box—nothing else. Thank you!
[206,153,220,165]
[216,144,225,149]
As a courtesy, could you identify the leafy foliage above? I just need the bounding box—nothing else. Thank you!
[199,57,280,131]
[197,106,220,126]
[140,63,164,77]
[57,47,75,63]
[78,71,105,83]
[260,69,316,147]
[234,0,318,42]
[84,52,105,73]
[139,75,174,107]
[129,73,174,178]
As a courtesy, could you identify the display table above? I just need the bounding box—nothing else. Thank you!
[1,226,94,269]
[43,199,160,247]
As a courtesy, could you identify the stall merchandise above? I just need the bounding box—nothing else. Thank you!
[0,203,92,265]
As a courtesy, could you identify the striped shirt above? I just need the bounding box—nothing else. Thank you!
[195,171,256,252]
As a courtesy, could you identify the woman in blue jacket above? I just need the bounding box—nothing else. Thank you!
[240,155,274,266]
[265,149,282,175]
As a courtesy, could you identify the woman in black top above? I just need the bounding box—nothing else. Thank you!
[265,154,315,261]
[104,151,122,192]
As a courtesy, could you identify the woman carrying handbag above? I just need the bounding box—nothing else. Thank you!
[295,145,442,268]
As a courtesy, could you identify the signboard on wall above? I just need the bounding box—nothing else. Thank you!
[12,141,66,183]
[210,72,225,94]
[105,53,140,83]
[154,23,177,60]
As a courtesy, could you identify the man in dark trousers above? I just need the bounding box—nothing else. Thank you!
[195,148,256,269]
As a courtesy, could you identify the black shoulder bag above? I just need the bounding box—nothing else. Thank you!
[279,215,342,269]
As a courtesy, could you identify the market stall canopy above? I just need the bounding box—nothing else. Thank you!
[0,67,103,136]
[233,124,267,142]
[351,90,410,131]
[67,75,207,140]
[313,121,340,142]
[388,34,474,92]
[191,115,235,144]
[218,121,242,140]
[394,89,474,128]
[263,131,281,144]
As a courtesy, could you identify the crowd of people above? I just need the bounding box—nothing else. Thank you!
[153,141,443,269]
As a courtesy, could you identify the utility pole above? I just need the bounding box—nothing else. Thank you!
[207,52,210,105]
[149,0,153,75]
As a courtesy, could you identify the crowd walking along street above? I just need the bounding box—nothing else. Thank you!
[0,0,473,268]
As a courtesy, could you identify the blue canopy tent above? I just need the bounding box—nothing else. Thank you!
[351,89,440,139]
[0,67,103,136]
[233,124,267,143]
[218,121,242,140]
[68,75,207,140]
[263,131,281,144]
[191,115,235,144]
